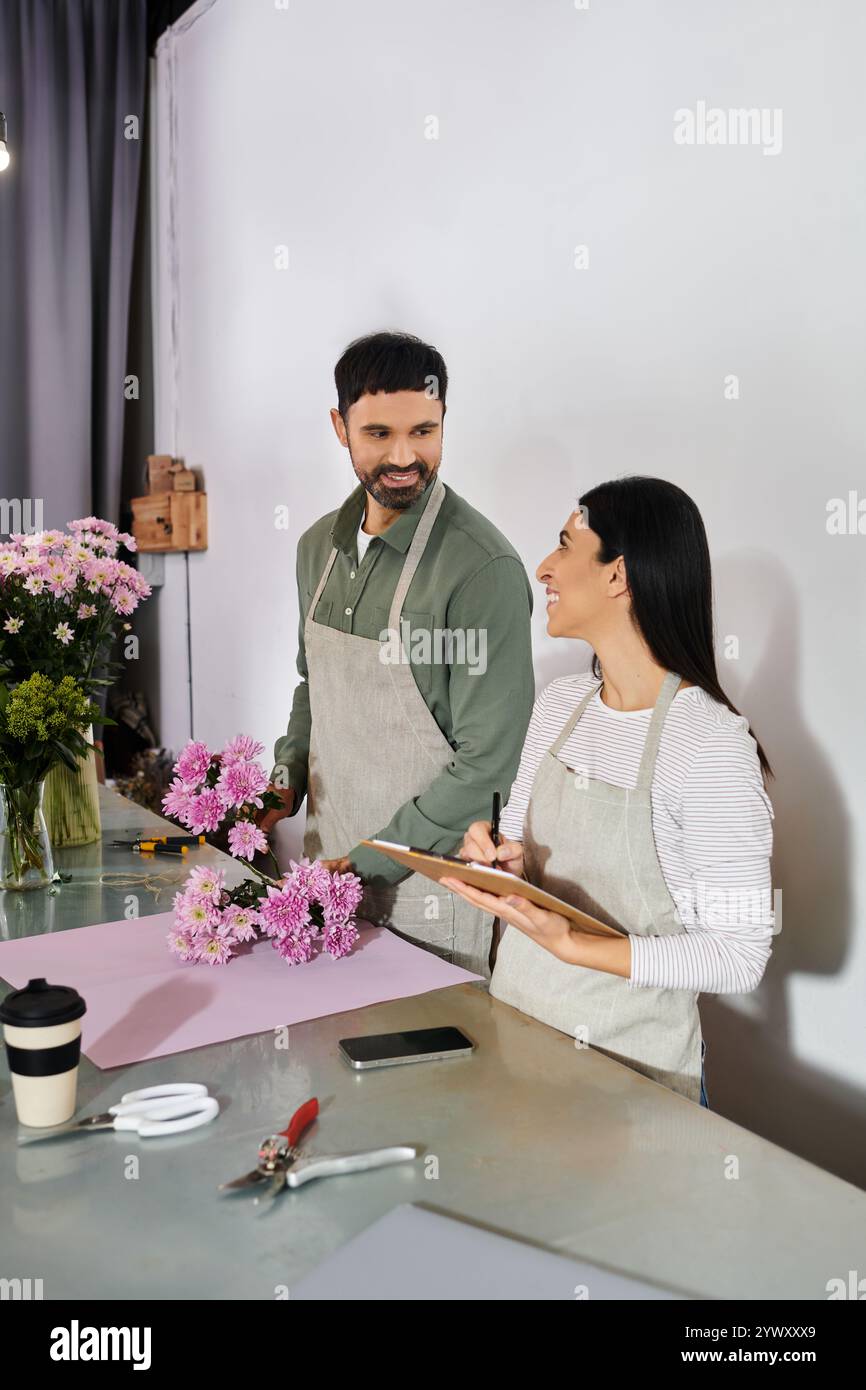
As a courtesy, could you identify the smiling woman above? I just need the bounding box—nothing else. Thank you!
[442,476,775,1106]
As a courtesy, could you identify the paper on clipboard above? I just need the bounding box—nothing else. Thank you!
[359,840,626,939]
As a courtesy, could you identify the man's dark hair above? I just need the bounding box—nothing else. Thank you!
[334,331,448,421]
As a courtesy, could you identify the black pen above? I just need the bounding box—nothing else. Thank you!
[491,791,501,853]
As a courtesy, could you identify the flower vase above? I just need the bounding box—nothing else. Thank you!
[0,778,55,891]
[42,724,101,848]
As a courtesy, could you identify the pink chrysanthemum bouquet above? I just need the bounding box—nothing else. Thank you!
[162,735,362,966]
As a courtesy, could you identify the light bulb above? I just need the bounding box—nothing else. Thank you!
[0,141,10,172]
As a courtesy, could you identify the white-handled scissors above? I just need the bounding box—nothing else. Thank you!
[18,1082,219,1144]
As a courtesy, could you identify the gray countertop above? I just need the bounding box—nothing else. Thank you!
[1,786,863,1300]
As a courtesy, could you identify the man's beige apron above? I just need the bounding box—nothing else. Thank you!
[490,670,703,1103]
[302,474,494,975]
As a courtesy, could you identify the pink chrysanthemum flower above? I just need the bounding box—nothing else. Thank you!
[287,856,332,903]
[176,895,221,934]
[48,566,77,598]
[175,740,213,788]
[216,759,268,811]
[171,888,190,917]
[185,864,226,905]
[162,777,199,826]
[186,788,225,834]
[167,928,198,962]
[323,920,361,960]
[273,927,317,965]
[83,557,112,592]
[322,870,364,922]
[109,560,149,598]
[223,904,261,942]
[258,882,311,939]
[221,734,265,764]
[227,820,269,860]
[112,585,136,615]
[194,925,236,965]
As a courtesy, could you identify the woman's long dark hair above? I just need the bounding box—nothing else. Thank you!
[579,476,773,781]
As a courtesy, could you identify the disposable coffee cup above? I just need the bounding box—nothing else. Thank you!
[0,977,86,1127]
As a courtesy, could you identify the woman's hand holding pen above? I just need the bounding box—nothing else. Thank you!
[441,847,633,976]
[444,807,632,976]
[444,833,589,963]
[458,821,525,879]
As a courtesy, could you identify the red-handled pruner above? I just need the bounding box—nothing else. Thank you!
[218,1096,417,1209]
[218,1097,320,1205]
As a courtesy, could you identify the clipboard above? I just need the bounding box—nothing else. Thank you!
[359,840,627,939]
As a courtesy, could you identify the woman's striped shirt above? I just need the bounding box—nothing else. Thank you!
[498,673,775,993]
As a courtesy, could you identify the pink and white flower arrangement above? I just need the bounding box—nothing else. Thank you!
[0,518,152,697]
[162,734,363,967]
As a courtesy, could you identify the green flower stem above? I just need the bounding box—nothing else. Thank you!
[237,857,283,888]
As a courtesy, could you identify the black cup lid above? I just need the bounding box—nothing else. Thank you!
[0,977,86,1027]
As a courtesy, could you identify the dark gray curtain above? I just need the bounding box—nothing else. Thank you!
[0,0,147,531]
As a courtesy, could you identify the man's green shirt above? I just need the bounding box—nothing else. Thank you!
[271,476,535,885]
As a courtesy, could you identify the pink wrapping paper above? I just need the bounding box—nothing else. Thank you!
[0,913,482,1069]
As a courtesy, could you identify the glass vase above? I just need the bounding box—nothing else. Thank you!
[0,779,55,891]
[42,724,101,848]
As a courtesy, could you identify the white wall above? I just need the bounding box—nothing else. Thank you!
[150,0,866,1184]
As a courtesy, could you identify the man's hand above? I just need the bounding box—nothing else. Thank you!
[319,856,353,875]
[255,785,295,833]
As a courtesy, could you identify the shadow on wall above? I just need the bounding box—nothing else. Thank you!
[707,549,861,1189]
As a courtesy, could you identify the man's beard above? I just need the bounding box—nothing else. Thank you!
[349,452,435,510]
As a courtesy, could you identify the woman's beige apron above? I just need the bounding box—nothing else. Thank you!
[302,474,494,976]
[490,670,703,1103]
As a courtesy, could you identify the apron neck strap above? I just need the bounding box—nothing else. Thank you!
[634,670,682,789]
[308,546,339,617]
[547,669,683,786]
[387,473,446,630]
[548,678,602,757]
